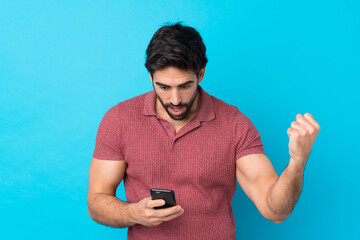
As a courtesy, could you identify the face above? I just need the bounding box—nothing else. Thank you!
[150,66,205,121]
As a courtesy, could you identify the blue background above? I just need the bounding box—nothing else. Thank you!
[1,1,359,239]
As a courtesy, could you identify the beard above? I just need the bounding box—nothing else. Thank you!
[154,84,199,121]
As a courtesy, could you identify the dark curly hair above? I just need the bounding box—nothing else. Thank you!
[145,22,208,77]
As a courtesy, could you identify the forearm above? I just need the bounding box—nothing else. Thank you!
[87,193,137,228]
[267,158,305,222]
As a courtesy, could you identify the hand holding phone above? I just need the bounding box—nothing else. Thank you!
[130,191,184,227]
[150,188,176,209]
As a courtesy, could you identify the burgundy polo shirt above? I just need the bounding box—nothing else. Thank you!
[92,85,265,240]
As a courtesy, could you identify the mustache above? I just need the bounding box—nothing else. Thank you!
[165,103,188,108]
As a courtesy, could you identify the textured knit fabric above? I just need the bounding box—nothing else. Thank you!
[92,85,265,240]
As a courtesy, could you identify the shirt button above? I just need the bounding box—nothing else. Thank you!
[165,125,170,129]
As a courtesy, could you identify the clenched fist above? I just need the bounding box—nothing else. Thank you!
[287,113,320,168]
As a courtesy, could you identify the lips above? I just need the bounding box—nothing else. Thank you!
[172,107,182,111]
[169,106,184,115]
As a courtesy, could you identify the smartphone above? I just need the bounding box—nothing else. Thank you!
[150,188,176,209]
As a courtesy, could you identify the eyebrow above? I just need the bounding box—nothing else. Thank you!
[155,80,194,88]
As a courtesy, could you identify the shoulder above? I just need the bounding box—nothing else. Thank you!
[207,93,254,130]
[209,94,244,119]
[107,91,148,114]
[100,91,149,123]
[116,91,147,109]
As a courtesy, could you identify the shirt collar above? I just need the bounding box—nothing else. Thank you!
[142,85,215,122]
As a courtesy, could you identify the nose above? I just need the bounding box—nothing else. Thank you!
[170,89,182,106]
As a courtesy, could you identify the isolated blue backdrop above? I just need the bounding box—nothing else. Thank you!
[1,0,359,239]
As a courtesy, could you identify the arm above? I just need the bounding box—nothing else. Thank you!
[87,158,184,228]
[236,113,320,223]
[267,158,305,222]
[236,154,303,223]
[87,158,137,228]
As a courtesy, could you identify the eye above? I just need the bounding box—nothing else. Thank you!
[159,86,169,90]
[180,84,190,89]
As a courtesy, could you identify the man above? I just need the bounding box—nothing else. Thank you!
[87,22,320,239]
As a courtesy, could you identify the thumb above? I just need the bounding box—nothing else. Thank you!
[147,197,165,209]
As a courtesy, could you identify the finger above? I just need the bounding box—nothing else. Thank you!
[287,128,299,137]
[295,114,317,134]
[146,198,166,209]
[152,205,183,218]
[304,113,320,131]
[148,207,183,225]
[290,121,307,135]
[161,208,184,222]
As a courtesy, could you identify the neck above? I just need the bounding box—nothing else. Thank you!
[156,89,201,124]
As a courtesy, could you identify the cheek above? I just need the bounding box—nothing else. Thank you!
[186,88,198,101]
[156,91,169,102]
[163,93,173,103]
[185,93,193,102]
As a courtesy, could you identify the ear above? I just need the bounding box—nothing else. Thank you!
[197,68,205,84]
[149,72,153,82]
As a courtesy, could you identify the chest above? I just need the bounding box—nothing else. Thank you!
[122,118,236,188]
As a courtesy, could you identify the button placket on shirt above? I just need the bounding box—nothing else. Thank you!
[159,119,175,139]
[155,114,203,146]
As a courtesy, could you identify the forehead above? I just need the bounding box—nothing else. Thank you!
[153,66,197,86]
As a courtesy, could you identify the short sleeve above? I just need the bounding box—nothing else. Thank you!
[233,109,265,160]
[92,105,125,160]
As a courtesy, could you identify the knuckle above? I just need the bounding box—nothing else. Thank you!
[299,130,306,137]
[309,127,316,135]
[173,208,181,215]
[143,199,149,207]
[144,210,152,218]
